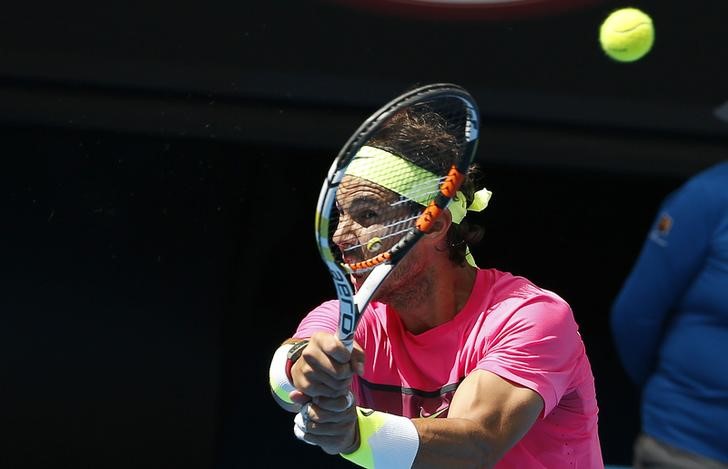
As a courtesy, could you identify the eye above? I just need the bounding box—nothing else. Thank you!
[348,208,379,227]
[361,209,378,221]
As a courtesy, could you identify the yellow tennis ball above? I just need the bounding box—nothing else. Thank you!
[366,237,382,253]
[599,8,654,62]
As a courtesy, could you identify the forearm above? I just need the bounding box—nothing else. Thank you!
[342,371,541,469]
[412,417,495,469]
[342,410,495,469]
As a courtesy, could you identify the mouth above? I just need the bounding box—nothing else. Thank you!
[340,253,369,282]
[342,254,362,267]
[340,245,364,266]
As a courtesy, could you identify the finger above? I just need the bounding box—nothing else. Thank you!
[327,337,353,365]
[288,389,310,406]
[310,332,357,368]
[313,391,355,412]
[296,342,355,391]
[301,402,311,425]
[306,399,358,426]
[301,348,356,384]
[293,413,316,446]
[302,414,357,437]
[294,371,350,399]
[293,407,358,455]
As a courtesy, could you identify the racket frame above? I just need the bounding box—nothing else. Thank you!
[314,83,480,350]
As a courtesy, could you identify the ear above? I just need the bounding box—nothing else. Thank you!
[424,209,452,241]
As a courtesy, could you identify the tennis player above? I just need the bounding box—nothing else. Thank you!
[269,109,604,468]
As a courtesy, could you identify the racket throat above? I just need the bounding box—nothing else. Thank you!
[354,262,392,311]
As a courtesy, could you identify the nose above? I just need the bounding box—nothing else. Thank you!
[332,213,359,250]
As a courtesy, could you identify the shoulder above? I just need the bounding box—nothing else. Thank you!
[483,269,571,309]
[478,268,575,332]
[660,162,728,232]
[677,162,728,202]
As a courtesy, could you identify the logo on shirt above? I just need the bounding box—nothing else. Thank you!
[358,408,376,417]
[419,404,449,419]
[649,212,673,247]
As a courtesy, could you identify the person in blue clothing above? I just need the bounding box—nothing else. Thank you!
[611,161,728,469]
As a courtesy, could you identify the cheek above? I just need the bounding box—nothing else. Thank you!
[359,224,389,253]
[389,247,426,282]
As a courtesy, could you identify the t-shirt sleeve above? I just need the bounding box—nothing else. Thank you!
[610,179,719,386]
[476,296,583,417]
[293,299,340,338]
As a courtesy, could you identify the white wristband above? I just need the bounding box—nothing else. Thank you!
[269,343,295,404]
[341,407,419,469]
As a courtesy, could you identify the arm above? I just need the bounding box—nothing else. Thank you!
[610,181,715,386]
[313,369,540,469]
[334,369,542,469]
[411,369,543,469]
[336,299,573,468]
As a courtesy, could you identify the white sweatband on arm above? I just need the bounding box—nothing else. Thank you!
[341,407,419,469]
[269,343,295,404]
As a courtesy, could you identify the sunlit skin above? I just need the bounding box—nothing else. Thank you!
[285,175,545,468]
[332,174,476,325]
[331,175,414,281]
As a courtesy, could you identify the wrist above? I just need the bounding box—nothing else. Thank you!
[269,343,296,405]
[284,339,310,382]
[269,340,310,406]
[339,418,361,455]
[340,407,419,469]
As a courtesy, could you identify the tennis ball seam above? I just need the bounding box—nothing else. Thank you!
[613,22,650,34]
[599,8,654,62]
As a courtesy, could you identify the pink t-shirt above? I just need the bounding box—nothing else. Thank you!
[295,268,603,468]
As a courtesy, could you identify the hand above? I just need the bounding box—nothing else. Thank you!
[293,392,359,454]
[288,332,364,453]
[289,332,365,399]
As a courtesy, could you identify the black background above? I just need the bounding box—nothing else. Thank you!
[2,0,726,468]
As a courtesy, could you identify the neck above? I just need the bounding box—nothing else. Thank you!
[389,262,477,335]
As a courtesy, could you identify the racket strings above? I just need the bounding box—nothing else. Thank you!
[337,190,443,275]
[329,94,475,273]
[341,213,419,255]
[390,175,446,207]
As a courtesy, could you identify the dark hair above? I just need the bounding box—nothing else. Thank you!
[368,107,485,266]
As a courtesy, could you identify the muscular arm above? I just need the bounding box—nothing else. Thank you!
[411,369,543,469]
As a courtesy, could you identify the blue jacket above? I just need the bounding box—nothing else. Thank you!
[611,161,728,463]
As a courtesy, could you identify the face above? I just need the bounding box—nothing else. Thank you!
[332,175,419,290]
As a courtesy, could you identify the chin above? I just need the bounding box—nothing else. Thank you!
[351,272,367,290]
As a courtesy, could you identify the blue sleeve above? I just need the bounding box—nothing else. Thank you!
[610,179,716,386]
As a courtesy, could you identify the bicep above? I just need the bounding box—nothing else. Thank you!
[412,369,543,469]
[450,369,543,458]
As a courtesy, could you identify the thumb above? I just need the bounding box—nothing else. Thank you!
[289,389,311,406]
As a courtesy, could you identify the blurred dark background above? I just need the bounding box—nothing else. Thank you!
[2,0,726,467]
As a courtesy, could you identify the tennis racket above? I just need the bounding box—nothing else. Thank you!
[314,83,480,351]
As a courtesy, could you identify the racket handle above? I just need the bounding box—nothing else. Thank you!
[336,263,392,354]
[341,338,354,353]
